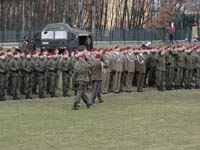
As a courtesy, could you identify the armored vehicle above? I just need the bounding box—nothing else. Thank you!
[40,23,93,53]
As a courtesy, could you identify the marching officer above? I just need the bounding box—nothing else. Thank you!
[72,54,93,110]
[90,53,106,104]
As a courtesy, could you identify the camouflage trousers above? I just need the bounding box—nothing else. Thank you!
[148,67,156,86]
[37,74,46,95]
[156,70,165,87]
[175,68,184,86]
[0,75,6,97]
[62,72,70,94]
[11,75,20,96]
[24,74,33,94]
[194,69,200,87]
[166,67,174,86]
[32,72,38,92]
[74,81,90,105]
[184,69,193,85]
[49,75,57,95]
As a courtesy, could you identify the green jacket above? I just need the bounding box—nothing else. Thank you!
[0,59,7,77]
[35,58,47,75]
[22,58,33,75]
[73,59,94,82]
[185,52,193,70]
[59,57,71,73]
[175,51,186,68]
[166,51,176,68]
[9,58,21,77]
[155,53,166,71]
[47,58,58,76]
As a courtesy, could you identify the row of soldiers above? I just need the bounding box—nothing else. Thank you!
[0,45,200,108]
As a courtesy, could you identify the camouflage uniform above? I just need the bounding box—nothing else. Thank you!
[155,52,166,91]
[35,57,47,98]
[192,51,200,88]
[174,51,185,89]
[47,57,59,97]
[165,50,176,90]
[0,58,8,100]
[184,52,193,89]
[59,57,72,96]
[32,57,39,94]
[73,58,93,109]
[21,58,33,99]
[9,57,21,100]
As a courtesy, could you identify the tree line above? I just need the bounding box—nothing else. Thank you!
[0,0,199,31]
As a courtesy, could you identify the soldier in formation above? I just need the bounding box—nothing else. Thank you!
[1,45,200,110]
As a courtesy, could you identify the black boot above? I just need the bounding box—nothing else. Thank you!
[7,91,12,96]
[99,100,104,103]
[0,96,2,101]
[85,101,93,108]
[185,84,188,89]
[12,94,16,100]
[166,86,170,91]
[15,94,20,100]
[39,93,45,99]
[63,92,71,97]
[72,103,79,110]
[160,86,165,91]
[50,93,54,98]
[27,93,32,99]
[157,86,161,91]
[195,85,199,89]
[32,89,38,95]
[2,96,6,101]
[188,84,191,89]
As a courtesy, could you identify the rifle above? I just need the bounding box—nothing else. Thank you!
[4,60,9,74]
[54,57,61,72]
[18,61,22,73]
[42,60,48,73]
[30,61,34,73]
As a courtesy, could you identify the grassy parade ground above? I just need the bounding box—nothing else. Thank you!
[0,88,200,150]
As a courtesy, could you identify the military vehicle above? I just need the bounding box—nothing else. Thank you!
[40,23,93,53]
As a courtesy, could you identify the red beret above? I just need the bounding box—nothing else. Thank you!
[6,49,11,53]
[39,52,43,56]
[26,52,31,56]
[0,53,4,56]
[96,54,102,59]
[47,53,51,56]
[115,45,120,49]
[80,54,86,60]
[74,50,78,55]
[20,50,24,54]
[32,52,36,56]
[13,52,18,55]
[51,51,56,55]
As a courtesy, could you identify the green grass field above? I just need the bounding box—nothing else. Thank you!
[0,88,200,150]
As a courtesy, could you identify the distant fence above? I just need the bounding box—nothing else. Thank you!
[0,28,198,44]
